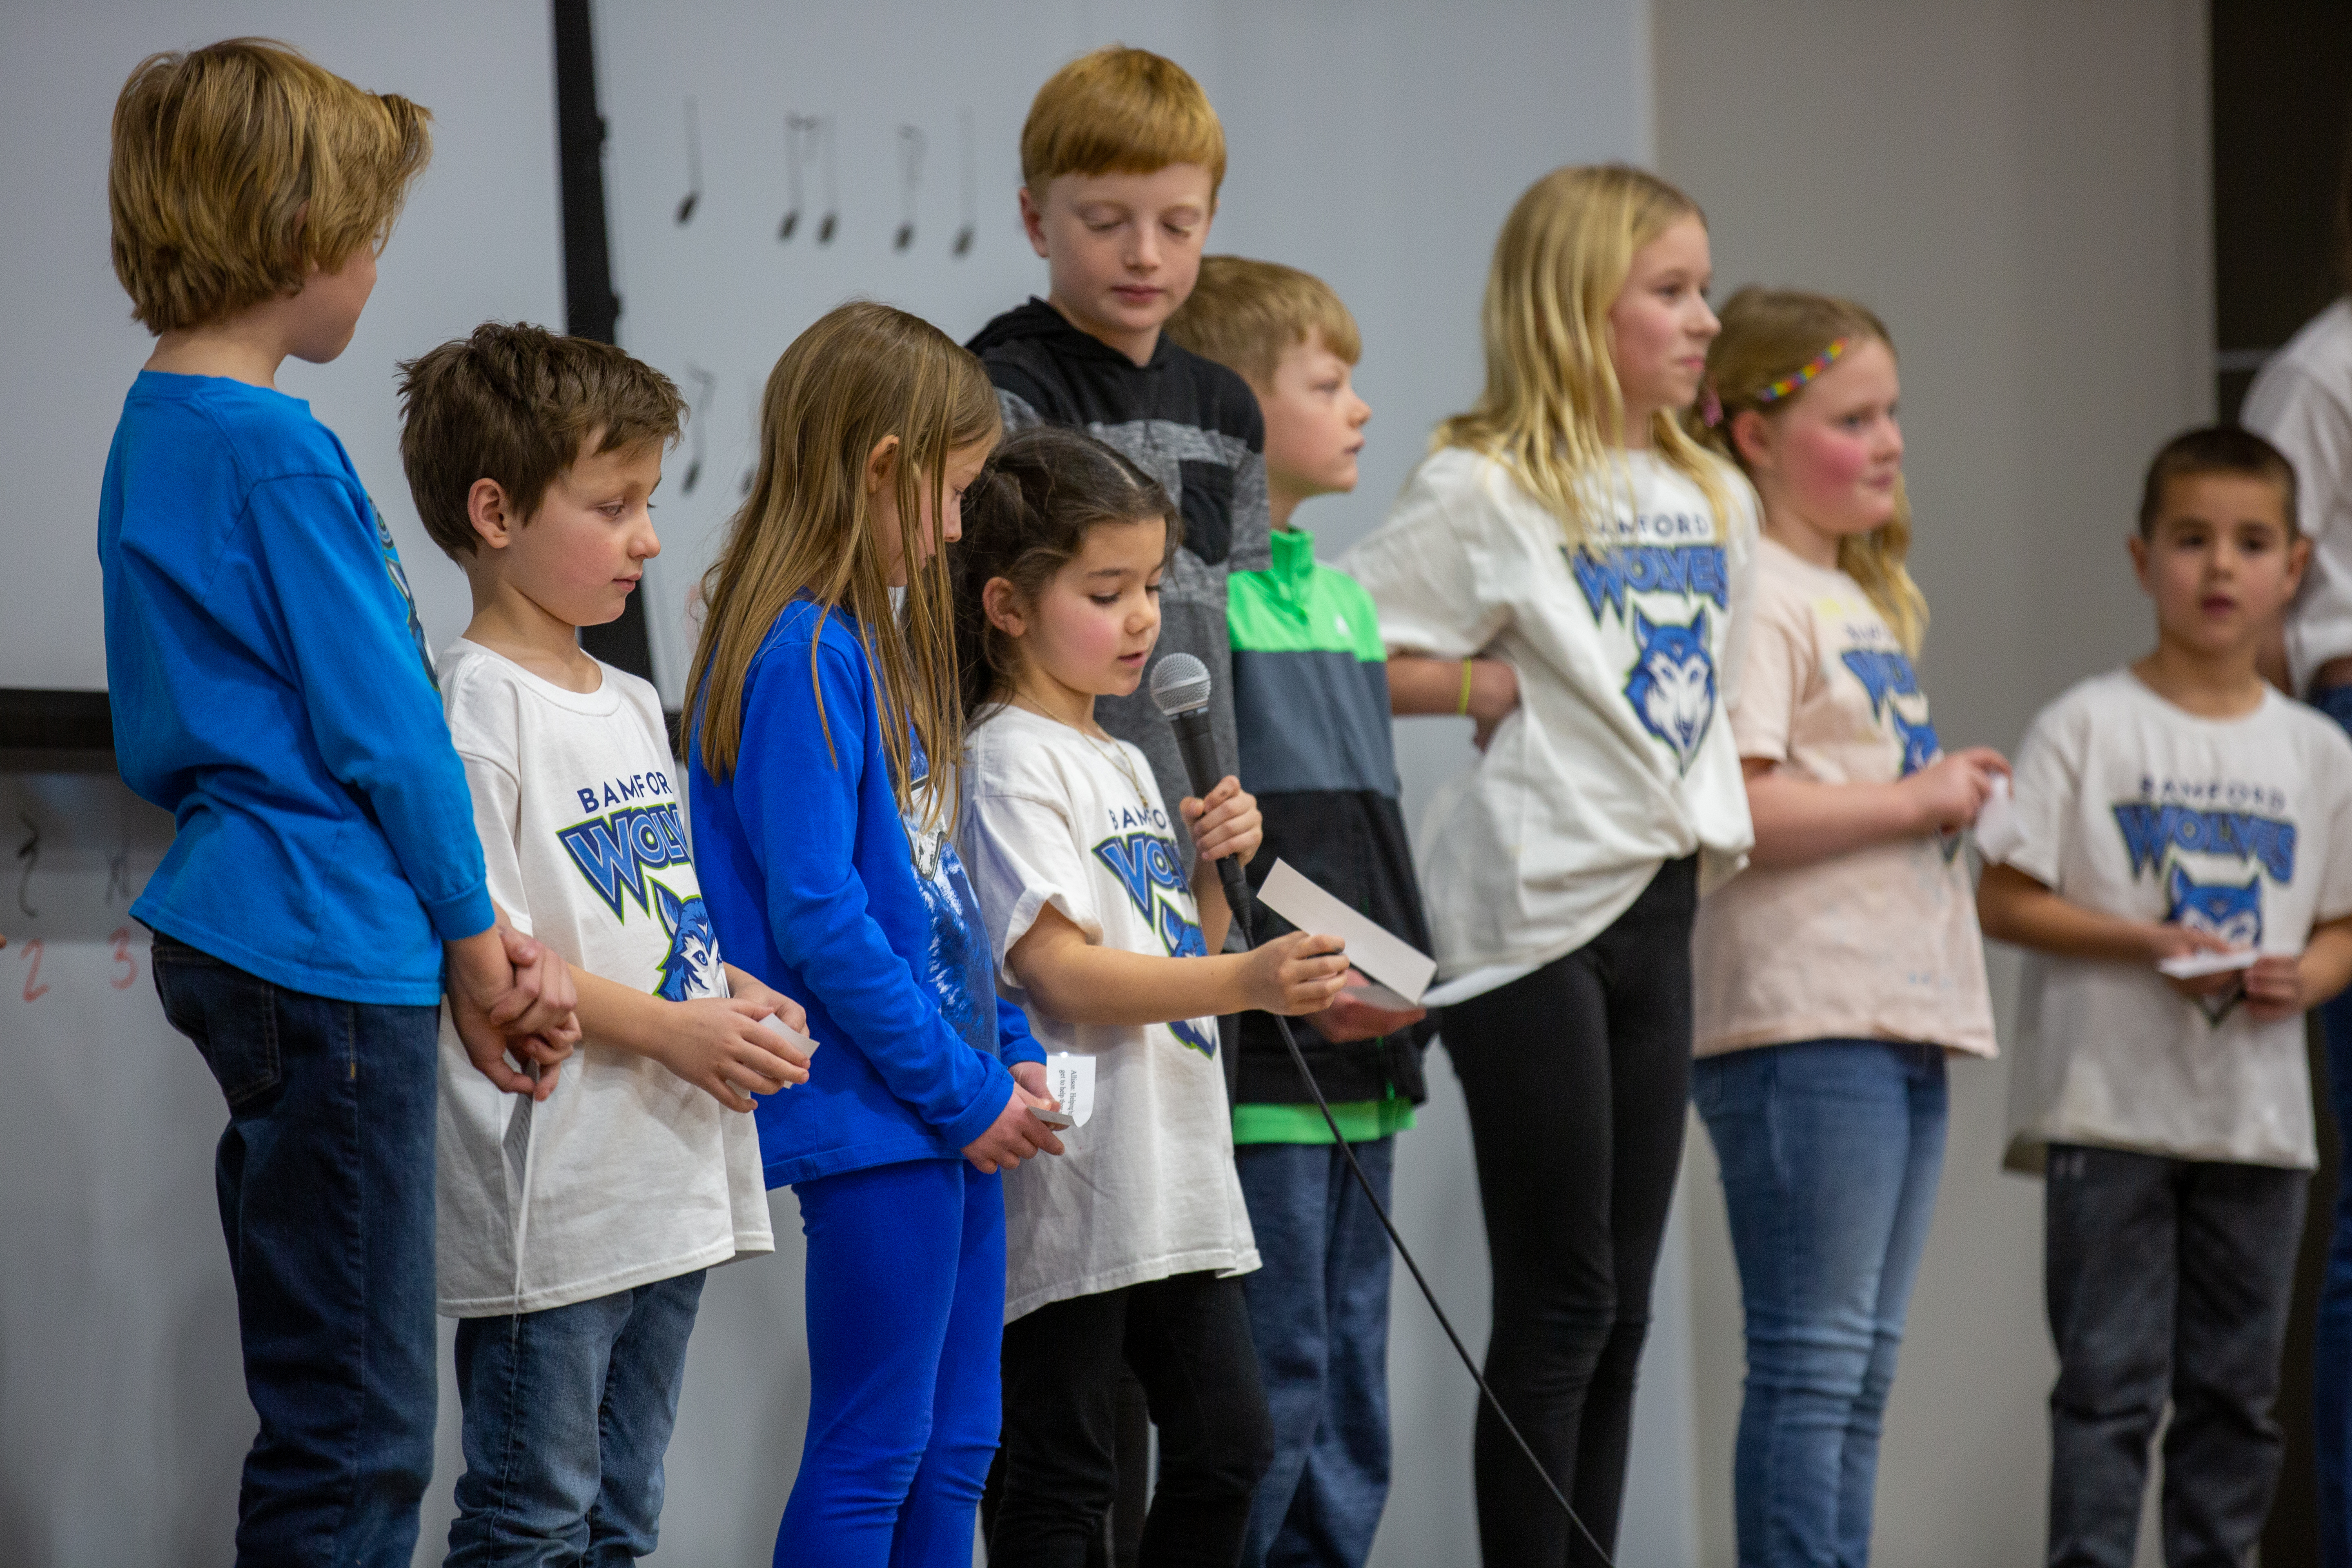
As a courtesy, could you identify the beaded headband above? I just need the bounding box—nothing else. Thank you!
[1753,337,1850,405]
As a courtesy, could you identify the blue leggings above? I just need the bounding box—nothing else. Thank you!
[775,1158,1005,1568]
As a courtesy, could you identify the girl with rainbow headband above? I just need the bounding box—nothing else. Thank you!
[1343,165,1758,1566]
[685,302,1062,1568]
[1690,288,2002,1567]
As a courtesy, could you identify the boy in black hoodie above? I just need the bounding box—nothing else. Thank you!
[967,45,1269,869]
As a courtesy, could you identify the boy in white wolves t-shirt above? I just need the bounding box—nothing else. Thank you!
[399,324,813,1561]
[1980,425,2352,1568]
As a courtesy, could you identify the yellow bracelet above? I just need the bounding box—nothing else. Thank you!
[1457,659,1475,716]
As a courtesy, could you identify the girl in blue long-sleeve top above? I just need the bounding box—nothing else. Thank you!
[686,301,1064,1568]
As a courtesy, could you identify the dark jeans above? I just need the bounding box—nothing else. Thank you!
[1443,855,1697,1568]
[991,1270,1275,1568]
[150,932,441,1568]
[1695,1040,1948,1568]
[2044,1143,2306,1568]
[446,1270,706,1566]
[2309,680,2352,1568]
[1234,1136,1398,1568]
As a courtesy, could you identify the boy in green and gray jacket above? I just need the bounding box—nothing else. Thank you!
[1166,257,1435,1568]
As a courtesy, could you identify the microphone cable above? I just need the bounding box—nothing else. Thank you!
[1225,892,1621,1568]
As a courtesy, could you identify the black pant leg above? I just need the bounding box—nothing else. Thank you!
[1123,1271,1274,1568]
[991,1287,1136,1568]
[2045,1145,2180,1568]
[1445,916,1620,1567]
[1575,856,1697,1557]
[2164,1160,2307,1567]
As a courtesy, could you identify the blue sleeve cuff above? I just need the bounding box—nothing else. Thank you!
[424,883,496,944]
[936,1056,1017,1151]
[996,1001,1047,1069]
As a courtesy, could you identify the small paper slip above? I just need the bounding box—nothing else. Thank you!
[1973,775,2026,864]
[1038,1052,1096,1129]
[755,1013,820,1082]
[2156,949,2261,980]
[1256,859,1436,1010]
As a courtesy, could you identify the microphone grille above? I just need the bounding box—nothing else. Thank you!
[1148,652,1213,716]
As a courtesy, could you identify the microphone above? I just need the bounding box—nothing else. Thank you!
[1148,653,1251,919]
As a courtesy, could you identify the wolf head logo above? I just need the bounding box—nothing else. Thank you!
[1891,710,1943,777]
[2167,864,2262,951]
[1624,606,1715,771]
[650,879,721,1001]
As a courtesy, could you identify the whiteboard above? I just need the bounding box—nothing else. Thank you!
[0,0,564,691]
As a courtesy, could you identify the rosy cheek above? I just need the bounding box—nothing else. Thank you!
[1785,428,1871,503]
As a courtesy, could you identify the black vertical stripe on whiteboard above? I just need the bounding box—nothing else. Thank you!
[553,0,654,681]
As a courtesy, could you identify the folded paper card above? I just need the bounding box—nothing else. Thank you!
[2156,949,2261,980]
[1256,859,1437,1011]
[1038,1051,1096,1129]
[1973,774,2026,864]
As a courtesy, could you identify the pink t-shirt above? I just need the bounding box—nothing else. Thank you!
[1693,540,1997,1058]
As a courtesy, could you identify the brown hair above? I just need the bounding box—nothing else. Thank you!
[1434,165,1733,547]
[396,323,686,560]
[1697,287,1928,653]
[1163,256,1361,386]
[1020,46,1226,200]
[2137,425,2300,539]
[951,426,1178,720]
[109,38,431,334]
[688,303,1001,834]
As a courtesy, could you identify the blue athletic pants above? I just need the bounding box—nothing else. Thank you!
[773,1158,1005,1568]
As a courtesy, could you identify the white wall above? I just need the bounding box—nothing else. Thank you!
[1653,2,2214,1564]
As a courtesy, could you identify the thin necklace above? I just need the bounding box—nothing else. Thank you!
[1010,687,1152,810]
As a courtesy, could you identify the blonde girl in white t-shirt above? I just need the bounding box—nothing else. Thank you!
[1689,288,2004,1568]
[947,424,1350,1563]
[1343,164,1758,1566]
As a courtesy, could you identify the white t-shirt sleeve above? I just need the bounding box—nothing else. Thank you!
[1716,472,1763,714]
[2245,361,2352,551]
[2313,728,2352,926]
[2001,700,2082,888]
[1345,459,1512,659]
[962,785,1105,989]
[441,657,535,938]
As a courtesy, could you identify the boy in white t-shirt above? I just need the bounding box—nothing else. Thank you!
[1980,425,2352,1568]
[398,324,813,1563]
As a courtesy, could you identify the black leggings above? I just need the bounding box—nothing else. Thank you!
[1443,856,1697,1567]
[988,1271,1274,1568]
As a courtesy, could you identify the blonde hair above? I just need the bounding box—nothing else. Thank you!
[1163,256,1360,385]
[1436,165,1732,546]
[687,303,1002,836]
[1021,46,1226,200]
[109,39,431,334]
[1699,287,1927,653]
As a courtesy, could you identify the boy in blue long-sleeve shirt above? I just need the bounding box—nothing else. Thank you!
[98,41,574,1568]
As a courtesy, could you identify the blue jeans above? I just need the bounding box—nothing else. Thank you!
[2314,682,2352,1568]
[150,932,441,1568]
[1693,1039,1949,1568]
[1234,1137,1398,1568]
[777,1158,1004,1568]
[445,1270,707,1565]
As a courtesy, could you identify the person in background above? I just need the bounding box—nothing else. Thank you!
[2241,198,2352,1562]
[1343,165,1759,1568]
[99,40,573,1566]
[1690,287,2002,1568]
[1165,256,1435,1568]
[1980,426,2352,1568]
